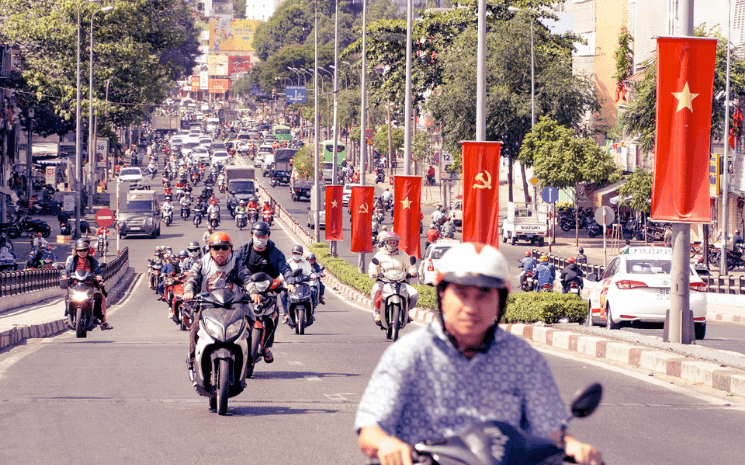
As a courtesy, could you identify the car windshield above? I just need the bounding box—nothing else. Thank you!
[625,259,693,276]
[199,139,211,144]
[430,246,452,260]
[214,152,228,157]
[126,200,153,213]
[183,141,199,149]
[120,169,141,177]
[230,181,254,192]
[213,143,226,149]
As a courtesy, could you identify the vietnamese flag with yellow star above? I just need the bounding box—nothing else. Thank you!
[350,186,375,253]
[325,186,343,241]
[651,37,717,222]
[462,141,502,247]
[393,176,422,257]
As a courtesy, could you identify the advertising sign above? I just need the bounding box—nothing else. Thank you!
[209,79,231,94]
[45,166,56,187]
[207,55,229,76]
[228,56,250,74]
[95,137,109,167]
[209,19,261,52]
[200,71,209,90]
[191,75,200,92]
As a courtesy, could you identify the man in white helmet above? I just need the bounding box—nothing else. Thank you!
[368,232,418,325]
[355,242,602,465]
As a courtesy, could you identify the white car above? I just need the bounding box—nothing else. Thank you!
[191,146,209,162]
[118,167,144,190]
[419,239,460,286]
[199,137,213,150]
[211,151,230,166]
[585,246,708,339]
[342,183,359,206]
[307,209,326,230]
[254,154,264,170]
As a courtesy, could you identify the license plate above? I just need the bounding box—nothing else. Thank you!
[656,289,670,300]
[130,227,140,231]
[527,234,534,238]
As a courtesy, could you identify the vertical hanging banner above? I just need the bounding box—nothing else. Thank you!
[461,141,502,247]
[651,37,717,222]
[325,185,343,241]
[393,176,422,258]
[350,186,374,253]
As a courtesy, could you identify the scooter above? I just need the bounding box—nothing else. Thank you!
[285,268,315,335]
[247,207,258,224]
[209,210,220,229]
[171,272,190,330]
[61,270,103,338]
[244,272,282,378]
[371,256,416,341]
[565,280,582,295]
[149,264,162,291]
[262,210,274,227]
[375,168,385,184]
[181,204,191,220]
[189,288,251,416]
[536,282,554,293]
[193,209,202,228]
[309,267,324,307]
[235,211,247,230]
[367,383,603,465]
[162,208,173,227]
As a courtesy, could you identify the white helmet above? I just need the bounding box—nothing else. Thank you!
[436,243,510,290]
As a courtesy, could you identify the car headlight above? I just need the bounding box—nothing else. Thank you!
[147,217,153,225]
[225,319,244,341]
[204,317,224,340]
[71,290,89,302]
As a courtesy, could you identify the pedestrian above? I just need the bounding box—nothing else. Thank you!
[663,226,673,247]
[620,239,631,254]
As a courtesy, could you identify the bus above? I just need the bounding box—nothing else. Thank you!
[321,140,347,165]
[272,125,292,142]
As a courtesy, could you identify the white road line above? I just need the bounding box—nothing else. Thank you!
[304,375,322,382]
[324,393,348,401]
[108,273,145,317]
[287,361,303,365]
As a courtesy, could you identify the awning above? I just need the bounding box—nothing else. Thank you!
[36,159,67,166]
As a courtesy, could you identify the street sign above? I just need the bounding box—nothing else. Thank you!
[528,176,539,187]
[95,208,115,228]
[541,186,559,204]
[285,86,307,104]
[365,129,373,139]
[367,139,374,145]
[594,206,615,226]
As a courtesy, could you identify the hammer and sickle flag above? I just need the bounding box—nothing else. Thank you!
[350,185,374,253]
[462,141,502,247]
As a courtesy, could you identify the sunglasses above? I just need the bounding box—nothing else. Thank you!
[210,245,230,251]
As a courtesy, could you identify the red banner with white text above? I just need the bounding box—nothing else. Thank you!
[651,37,716,222]
[462,141,502,248]
[393,176,422,258]
[350,186,374,253]
[325,186,343,241]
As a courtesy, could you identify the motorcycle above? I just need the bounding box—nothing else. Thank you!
[193,209,203,228]
[209,210,220,229]
[566,280,581,295]
[371,256,417,341]
[191,172,200,186]
[181,205,191,220]
[262,210,274,227]
[61,270,103,338]
[189,288,251,416]
[235,211,247,230]
[374,208,385,226]
[162,208,173,227]
[149,263,163,291]
[0,244,17,271]
[148,165,157,179]
[171,272,190,330]
[59,219,90,237]
[425,173,436,186]
[586,221,602,238]
[536,282,554,293]
[286,268,315,335]
[309,267,324,307]
[228,200,237,218]
[244,272,283,378]
[367,383,603,465]
[375,168,385,184]
[247,207,258,224]
[94,230,108,258]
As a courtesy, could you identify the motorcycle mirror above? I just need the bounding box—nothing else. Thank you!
[570,383,603,419]
[292,268,303,277]
[250,271,269,282]
[410,256,416,265]
[371,257,380,266]
[59,278,68,290]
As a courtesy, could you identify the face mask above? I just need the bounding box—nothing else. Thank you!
[292,254,302,261]
[189,251,199,258]
[253,237,268,248]
[385,243,397,253]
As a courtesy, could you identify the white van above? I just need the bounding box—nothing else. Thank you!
[261,154,275,177]
[181,137,201,157]
[206,117,220,132]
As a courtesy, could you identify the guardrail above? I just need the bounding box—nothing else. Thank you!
[0,247,129,298]
[530,250,605,278]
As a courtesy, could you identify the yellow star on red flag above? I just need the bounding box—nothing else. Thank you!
[401,197,412,209]
[672,82,699,113]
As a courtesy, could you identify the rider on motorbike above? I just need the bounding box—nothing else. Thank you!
[355,242,601,465]
[575,247,588,264]
[179,192,192,211]
[281,245,312,324]
[560,257,585,294]
[184,232,251,369]
[261,200,275,224]
[424,225,439,258]
[182,241,202,271]
[207,200,220,225]
[65,240,112,330]
[162,197,173,220]
[518,250,537,289]
[381,187,393,206]
[368,232,418,326]
[307,253,325,305]
[534,255,556,291]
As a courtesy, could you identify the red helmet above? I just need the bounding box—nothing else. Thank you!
[524,250,531,257]
[207,231,232,247]
[568,257,576,264]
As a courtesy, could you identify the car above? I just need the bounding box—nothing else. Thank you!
[181,137,200,157]
[307,209,326,229]
[211,150,230,166]
[165,98,174,105]
[199,137,213,150]
[254,154,264,170]
[191,146,209,162]
[170,135,184,149]
[118,167,145,189]
[585,246,708,339]
[418,239,460,286]
[258,144,274,156]
[210,141,227,154]
[450,196,463,227]
[342,183,359,206]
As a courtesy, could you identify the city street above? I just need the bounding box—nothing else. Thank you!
[1,169,745,464]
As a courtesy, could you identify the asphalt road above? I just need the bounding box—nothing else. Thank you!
[2,158,745,463]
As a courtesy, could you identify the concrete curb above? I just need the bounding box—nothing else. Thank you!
[0,265,136,351]
[500,322,745,397]
[707,311,745,325]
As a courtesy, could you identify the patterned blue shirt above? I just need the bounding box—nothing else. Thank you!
[355,321,568,445]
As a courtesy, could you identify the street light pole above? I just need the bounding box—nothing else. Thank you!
[313,0,320,239]
[721,0,733,275]
[476,0,486,141]
[88,5,114,211]
[359,0,368,273]
[403,0,412,176]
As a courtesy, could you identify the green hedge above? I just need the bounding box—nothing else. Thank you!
[308,243,437,310]
[503,293,587,324]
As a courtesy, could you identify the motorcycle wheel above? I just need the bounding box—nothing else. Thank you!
[588,230,597,238]
[560,221,572,232]
[216,358,229,415]
[41,228,51,238]
[75,307,85,338]
[248,327,262,379]
[8,228,20,239]
[391,305,401,342]
[297,308,306,335]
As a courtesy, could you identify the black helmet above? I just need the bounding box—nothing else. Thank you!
[177,249,188,258]
[251,221,270,236]
[75,240,90,251]
[307,253,316,261]
[292,244,303,255]
[187,240,200,251]
[578,248,584,254]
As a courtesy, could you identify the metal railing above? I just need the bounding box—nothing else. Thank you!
[530,250,605,278]
[0,247,129,297]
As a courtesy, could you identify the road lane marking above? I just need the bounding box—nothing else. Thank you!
[304,376,322,381]
[287,361,303,365]
[109,274,145,316]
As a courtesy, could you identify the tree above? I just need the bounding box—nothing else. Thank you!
[520,117,620,245]
[618,169,653,215]
[373,124,404,156]
[621,25,745,153]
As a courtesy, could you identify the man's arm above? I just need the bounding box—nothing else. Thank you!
[358,426,413,465]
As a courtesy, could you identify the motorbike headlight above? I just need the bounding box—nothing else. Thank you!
[225,319,244,341]
[71,290,89,302]
[204,317,224,340]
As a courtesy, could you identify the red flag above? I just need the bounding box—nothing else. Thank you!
[325,186,343,241]
[462,141,502,247]
[350,186,374,253]
[651,37,716,222]
[393,176,422,258]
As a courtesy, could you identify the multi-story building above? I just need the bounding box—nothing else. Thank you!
[246,0,285,21]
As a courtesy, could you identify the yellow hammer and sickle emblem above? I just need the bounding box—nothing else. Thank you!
[473,170,492,190]
[359,203,369,214]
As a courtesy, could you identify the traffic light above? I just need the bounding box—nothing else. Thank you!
[272,89,276,100]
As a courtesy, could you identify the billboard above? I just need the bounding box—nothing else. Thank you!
[209,18,261,52]
[207,55,229,76]
[228,56,250,74]
[209,79,231,94]
[200,71,209,90]
[191,75,200,92]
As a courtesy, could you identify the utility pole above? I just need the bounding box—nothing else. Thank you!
[330,0,340,257]
[358,0,368,273]
[313,0,320,240]
[403,0,413,176]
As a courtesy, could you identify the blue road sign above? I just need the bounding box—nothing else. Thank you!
[285,86,307,104]
[541,186,560,204]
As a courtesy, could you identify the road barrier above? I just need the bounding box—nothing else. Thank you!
[0,247,129,298]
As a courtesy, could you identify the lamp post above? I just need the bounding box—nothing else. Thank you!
[508,6,535,128]
[88,5,114,210]
[721,0,733,275]
[318,68,333,140]
[288,67,303,86]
